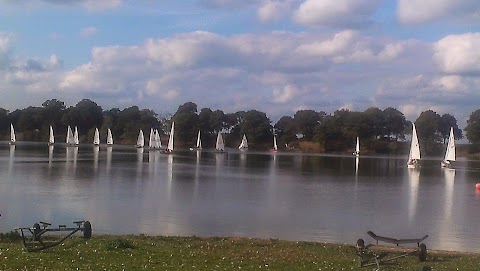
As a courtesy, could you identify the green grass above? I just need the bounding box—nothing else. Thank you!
[0,234,479,270]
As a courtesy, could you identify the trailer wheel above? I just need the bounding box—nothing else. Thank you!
[83,221,92,239]
[419,243,427,262]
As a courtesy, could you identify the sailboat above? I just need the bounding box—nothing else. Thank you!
[148,128,155,149]
[353,137,360,156]
[271,134,278,152]
[441,127,456,168]
[190,130,202,150]
[66,125,75,146]
[155,129,161,149]
[135,129,144,148]
[165,122,174,153]
[73,126,79,146]
[216,131,225,152]
[9,124,16,145]
[48,125,54,145]
[407,123,421,168]
[93,128,100,145]
[238,134,248,151]
[106,128,114,145]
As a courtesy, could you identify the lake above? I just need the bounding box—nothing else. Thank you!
[1,143,480,253]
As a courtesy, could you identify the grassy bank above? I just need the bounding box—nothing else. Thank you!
[1,234,479,270]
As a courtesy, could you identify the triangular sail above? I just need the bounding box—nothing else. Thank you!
[273,135,278,151]
[155,129,161,148]
[167,122,174,152]
[408,123,421,160]
[93,128,100,145]
[107,128,114,145]
[216,132,225,151]
[356,137,360,153]
[238,134,248,150]
[74,126,79,145]
[66,126,75,145]
[196,130,202,149]
[10,124,16,143]
[149,128,154,148]
[136,130,144,148]
[444,127,456,162]
[49,126,54,145]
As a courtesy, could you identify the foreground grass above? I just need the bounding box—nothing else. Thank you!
[0,234,479,270]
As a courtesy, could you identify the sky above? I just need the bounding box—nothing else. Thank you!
[1,0,480,128]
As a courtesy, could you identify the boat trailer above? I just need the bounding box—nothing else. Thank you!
[356,231,428,270]
[15,220,92,252]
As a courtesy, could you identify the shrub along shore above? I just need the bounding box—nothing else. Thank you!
[0,234,479,270]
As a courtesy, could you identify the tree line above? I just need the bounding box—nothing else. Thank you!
[1,98,478,154]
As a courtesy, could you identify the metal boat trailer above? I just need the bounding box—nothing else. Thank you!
[356,231,428,270]
[15,220,92,252]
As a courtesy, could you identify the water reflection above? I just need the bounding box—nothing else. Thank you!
[93,146,99,172]
[65,146,78,173]
[106,146,112,173]
[407,168,420,224]
[3,146,480,253]
[443,169,455,220]
[137,148,144,175]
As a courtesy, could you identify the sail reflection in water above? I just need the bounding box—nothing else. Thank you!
[407,168,420,224]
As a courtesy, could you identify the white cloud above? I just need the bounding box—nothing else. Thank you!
[79,27,98,38]
[0,33,13,69]
[257,0,294,22]
[273,84,297,103]
[397,0,480,24]
[1,29,479,126]
[434,33,480,74]
[293,0,382,27]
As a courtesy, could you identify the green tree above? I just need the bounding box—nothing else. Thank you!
[275,116,296,146]
[383,107,408,140]
[364,107,385,139]
[173,102,199,146]
[439,114,462,143]
[415,110,442,154]
[465,109,480,143]
[293,110,324,141]
[237,110,272,148]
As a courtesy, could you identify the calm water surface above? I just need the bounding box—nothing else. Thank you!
[1,143,480,253]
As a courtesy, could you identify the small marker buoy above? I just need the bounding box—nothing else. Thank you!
[476,183,480,190]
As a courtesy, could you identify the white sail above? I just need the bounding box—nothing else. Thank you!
[66,125,75,145]
[407,123,421,168]
[353,137,360,156]
[441,127,456,167]
[238,134,248,150]
[48,125,54,145]
[93,128,100,145]
[216,131,225,151]
[74,126,79,146]
[9,124,16,144]
[273,135,278,151]
[149,128,155,148]
[167,122,174,152]
[155,129,161,148]
[136,129,144,148]
[107,128,114,145]
[196,130,202,149]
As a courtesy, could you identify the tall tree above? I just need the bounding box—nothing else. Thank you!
[237,110,271,148]
[173,102,199,146]
[415,110,442,154]
[465,109,480,144]
[293,110,324,141]
[383,107,408,140]
[439,114,462,143]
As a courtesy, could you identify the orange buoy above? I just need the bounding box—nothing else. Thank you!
[476,183,480,190]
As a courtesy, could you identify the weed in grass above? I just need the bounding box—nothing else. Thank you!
[106,238,135,250]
